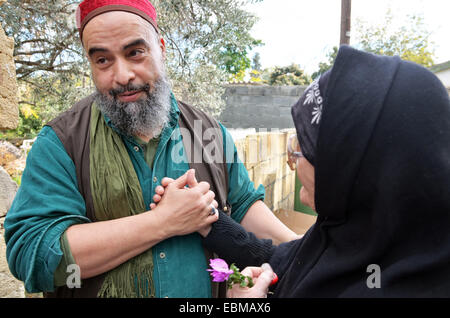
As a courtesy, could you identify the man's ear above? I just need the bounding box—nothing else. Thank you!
[160,36,166,60]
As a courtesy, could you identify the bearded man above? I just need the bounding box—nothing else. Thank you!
[4,0,297,298]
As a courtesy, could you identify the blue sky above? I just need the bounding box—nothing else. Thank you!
[245,0,450,74]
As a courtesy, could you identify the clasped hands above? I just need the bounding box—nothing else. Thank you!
[149,169,276,298]
[149,169,218,237]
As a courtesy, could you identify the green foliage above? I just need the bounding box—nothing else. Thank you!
[219,40,263,76]
[220,45,251,75]
[252,52,262,71]
[312,11,435,82]
[227,263,254,290]
[8,110,41,139]
[0,0,91,138]
[249,69,263,83]
[0,0,264,136]
[0,1,85,81]
[12,175,22,186]
[268,64,312,86]
[312,46,338,80]
[354,10,435,67]
[153,0,264,115]
[0,73,93,139]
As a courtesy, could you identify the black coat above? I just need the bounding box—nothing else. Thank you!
[204,46,450,297]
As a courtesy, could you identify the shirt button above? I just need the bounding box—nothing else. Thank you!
[159,252,166,259]
[153,177,158,183]
[134,146,139,152]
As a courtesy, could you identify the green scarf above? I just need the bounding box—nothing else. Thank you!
[89,103,155,298]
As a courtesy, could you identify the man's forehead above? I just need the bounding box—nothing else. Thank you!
[82,11,155,48]
[77,0,158,42]
[85,10,148,31]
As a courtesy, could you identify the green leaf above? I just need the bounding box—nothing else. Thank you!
[246,276,254,288]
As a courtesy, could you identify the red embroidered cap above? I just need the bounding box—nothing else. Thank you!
[76,0,158,41]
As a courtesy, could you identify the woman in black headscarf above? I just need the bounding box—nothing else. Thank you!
[202,45,450,297]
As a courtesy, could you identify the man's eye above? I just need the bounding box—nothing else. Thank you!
[129,49,144,57]
[96,57,108,64]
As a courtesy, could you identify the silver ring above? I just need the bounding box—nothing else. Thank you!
[209,205,218,216]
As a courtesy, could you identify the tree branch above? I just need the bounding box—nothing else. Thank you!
[18,100,37,107]
[158,26,192,77]
[15,50,49,56]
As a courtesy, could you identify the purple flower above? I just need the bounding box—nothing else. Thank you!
[207,258,234,282]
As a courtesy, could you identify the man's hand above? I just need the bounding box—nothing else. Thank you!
[150,177,175,210]
[150,169,218,237]
[65,169,218,279]
[227,263,275,298]
[151,169,218,237]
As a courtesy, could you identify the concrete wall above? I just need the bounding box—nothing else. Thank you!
[0,0,19,130]
[220,85,306,129]
[220,85,304,214]
[234,129,297,213]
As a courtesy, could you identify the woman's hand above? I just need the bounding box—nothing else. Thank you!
[227,263,275,298]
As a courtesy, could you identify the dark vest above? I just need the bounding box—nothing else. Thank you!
[44,95,230,297]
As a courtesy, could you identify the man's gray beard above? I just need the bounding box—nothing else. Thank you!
[94,76,172,138]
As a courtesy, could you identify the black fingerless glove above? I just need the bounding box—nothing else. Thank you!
[202,210,276,269]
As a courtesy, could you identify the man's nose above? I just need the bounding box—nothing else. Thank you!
[113,58,135,87]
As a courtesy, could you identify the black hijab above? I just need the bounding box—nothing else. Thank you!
[291,70,331,165]
[271,45,450,297]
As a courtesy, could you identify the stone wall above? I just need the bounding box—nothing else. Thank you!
[234,129,297,213]
[220,85,306,129]
[0,0,19,130]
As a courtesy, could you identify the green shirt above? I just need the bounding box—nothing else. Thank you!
[4,96,265,297]
[53,134,160,289]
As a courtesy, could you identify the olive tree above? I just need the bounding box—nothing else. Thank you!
[0,0,262,138]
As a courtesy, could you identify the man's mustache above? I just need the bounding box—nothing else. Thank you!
[109,83,151,99]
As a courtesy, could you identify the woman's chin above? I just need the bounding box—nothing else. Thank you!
[300,187,316,211]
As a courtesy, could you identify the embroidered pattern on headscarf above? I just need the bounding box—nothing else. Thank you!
[303,77,324,125]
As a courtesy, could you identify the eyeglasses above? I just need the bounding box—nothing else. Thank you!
[287,134,303,171]
[287,134,304,158]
